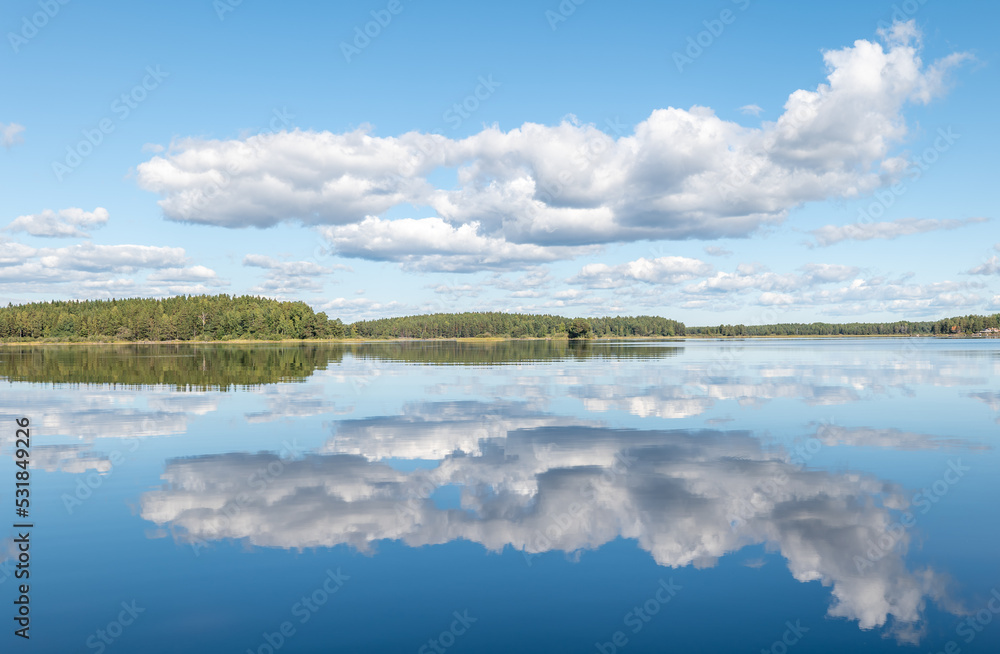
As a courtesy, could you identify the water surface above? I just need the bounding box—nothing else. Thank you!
[1,339,998,652]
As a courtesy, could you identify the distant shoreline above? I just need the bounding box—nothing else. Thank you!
[0,334,978,347]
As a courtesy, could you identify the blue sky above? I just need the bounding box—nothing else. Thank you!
[1,0,997,324]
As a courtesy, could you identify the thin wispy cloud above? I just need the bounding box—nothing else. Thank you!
[146,265,228,285]
[809,217,988,247]
[967,256,1000,276]
[1,122,25,148]
[703,245,733,257]
[243,254,352,296]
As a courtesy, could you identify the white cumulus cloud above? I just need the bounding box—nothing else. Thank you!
[135,23,968,272]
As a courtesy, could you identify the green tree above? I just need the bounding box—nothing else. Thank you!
[567,319,592,339]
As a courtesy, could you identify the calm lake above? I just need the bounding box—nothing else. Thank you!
[2,339,998,653]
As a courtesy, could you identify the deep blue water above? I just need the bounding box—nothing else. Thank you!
[1,339,998,653]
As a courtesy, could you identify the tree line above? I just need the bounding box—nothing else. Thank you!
[686,314,1000,337]
[0,298,684,342]
[348,312,686,339]
[0,295,344,342]
[0,295,997,342]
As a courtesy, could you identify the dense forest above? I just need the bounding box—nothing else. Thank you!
[0,295,344,341]
[347,313,686,339]
[686,314,1000,337]
[0,295,997,342]
[0,298,682,341]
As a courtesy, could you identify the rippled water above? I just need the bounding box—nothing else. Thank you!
[1,339,998,653]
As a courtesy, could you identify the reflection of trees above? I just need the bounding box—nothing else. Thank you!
[347,340,680,365]
[0,344,342,390]
[0,342,684,388]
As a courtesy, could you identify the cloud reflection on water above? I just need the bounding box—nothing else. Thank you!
[141,401,964,643]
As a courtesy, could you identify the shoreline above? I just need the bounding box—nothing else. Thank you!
[0,334,974,347]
